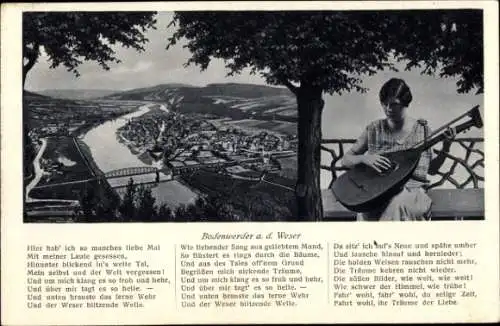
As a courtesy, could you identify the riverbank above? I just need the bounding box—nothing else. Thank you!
[81,102,199,209]
[24,137,81,210]
[115,130,155,166]
[81,104,152,172]
[74,139,104,177]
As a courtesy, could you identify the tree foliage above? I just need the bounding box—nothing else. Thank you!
[119,178,137,221]
[136,186,157,221]
[113,181,236,222]
[157,204,173,221]
[172,195,235,222]
[76,181,120,222]
[22,11,157,86]
[167,10,483,96]
[386,10,483,94]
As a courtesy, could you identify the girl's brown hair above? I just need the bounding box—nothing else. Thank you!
[379,78,413,107]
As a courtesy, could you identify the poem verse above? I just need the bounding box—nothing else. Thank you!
[24,235,482,313]
[177,231,325,309]
[26,243,170,309]
[330,241,478,308]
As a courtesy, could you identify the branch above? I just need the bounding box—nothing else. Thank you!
[23,41,40,87]
[23,42,40,72]
[279,78,298,96]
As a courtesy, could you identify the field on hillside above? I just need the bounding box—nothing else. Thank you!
[29,179,98,201]
[204,94,297,119]
[27,136,97,202]
[218,119,297,136]
[275,156,298,179]
[27,135,118,212]
[37,136,95,186]
[25,96,140,133]
[102,83,297,122]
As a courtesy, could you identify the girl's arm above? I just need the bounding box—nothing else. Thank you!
[341,129,391,172]
[341,129,368,167]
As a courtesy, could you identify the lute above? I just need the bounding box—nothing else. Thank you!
[331,105,483,212]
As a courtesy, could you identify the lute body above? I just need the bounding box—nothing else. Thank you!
[332,149,421,212]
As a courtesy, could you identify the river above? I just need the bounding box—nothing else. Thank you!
[81,103,198,208]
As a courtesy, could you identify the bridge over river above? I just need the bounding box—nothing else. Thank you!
[32,166,171,191]
[104,166,159,179]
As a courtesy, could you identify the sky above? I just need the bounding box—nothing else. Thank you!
[26,11,484,139]
[26,12,266,91]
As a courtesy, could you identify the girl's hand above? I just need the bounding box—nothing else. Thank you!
[362,154,392,173]
[444,127,457,140]
[442,126,456,150]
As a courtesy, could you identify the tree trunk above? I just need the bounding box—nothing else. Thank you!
[23,61,35,89]
[296,84,324,221]
[23,43,39,89]
[23,67,28,89]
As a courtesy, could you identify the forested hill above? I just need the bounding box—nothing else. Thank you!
[104,83,297,121]
[34,89,118,100]
[105,83,291,99]
[23,90,51,100]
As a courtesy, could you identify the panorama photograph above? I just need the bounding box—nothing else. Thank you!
[23,10,484,223]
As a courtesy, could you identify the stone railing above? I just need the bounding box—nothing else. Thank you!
[321,138,484,190]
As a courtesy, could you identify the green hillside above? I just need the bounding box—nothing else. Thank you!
[23,90,51,101]
[35,89,119,100]
[104,83,297,121]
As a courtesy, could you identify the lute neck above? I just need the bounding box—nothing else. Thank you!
[414,119,476,152]
[413,105,482,152]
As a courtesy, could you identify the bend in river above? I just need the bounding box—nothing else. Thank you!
[81,103,198,207]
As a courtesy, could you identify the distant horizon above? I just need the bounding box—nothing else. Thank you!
[27,81,290,93]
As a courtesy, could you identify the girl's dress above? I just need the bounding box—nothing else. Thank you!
[357,118,433,221]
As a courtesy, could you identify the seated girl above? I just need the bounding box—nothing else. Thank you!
[341,78,454,221]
